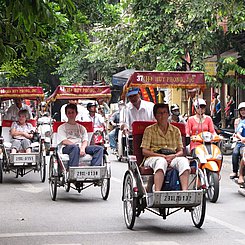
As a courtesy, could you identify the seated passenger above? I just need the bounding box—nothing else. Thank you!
[10,109,35,153]
[57,103,104,168]
[141,103,190,191]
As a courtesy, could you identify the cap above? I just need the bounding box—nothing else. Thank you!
[170,104,179,111]
[194,98,206,109]
[238,102,245,110]
[126,87,140,97]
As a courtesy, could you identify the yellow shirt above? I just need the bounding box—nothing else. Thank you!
[140,123,183,152]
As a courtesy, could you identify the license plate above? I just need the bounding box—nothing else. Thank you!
[74,168,101,180]
[155,191,202,206]
[13,154,36,163]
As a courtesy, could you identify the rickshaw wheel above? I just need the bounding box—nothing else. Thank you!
[40,153,46,183]
[49,155,58,201]
[191,193,206,228]
[0,159,3,183]
[123,172,136,229]
[65,182,70,192]
[206,171,219,203]
[101,178,110,200]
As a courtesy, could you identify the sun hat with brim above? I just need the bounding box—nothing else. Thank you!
[126,87,140,97]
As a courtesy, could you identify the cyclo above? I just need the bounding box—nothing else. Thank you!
[46,85,111,201]
[121,71,207,229]
[0,86,46,183]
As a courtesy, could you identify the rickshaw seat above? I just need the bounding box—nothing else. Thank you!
[1,119,38,148]
[132,121,187,175]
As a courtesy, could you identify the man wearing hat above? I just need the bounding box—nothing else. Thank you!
[122,87,155,133]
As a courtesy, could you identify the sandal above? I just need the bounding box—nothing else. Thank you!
[230,172,238,179]
[238,178,245,185]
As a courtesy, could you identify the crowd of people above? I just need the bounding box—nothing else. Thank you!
[2,87,244,189]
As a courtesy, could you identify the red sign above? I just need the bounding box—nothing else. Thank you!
[126,71,206,90]
[0,87,44,100]
[46,85,111,103]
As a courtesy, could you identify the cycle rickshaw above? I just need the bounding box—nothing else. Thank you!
[46,85,111,201]
[0,86,46,183]
[121,71,207,229]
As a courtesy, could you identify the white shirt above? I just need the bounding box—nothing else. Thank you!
[57,123,88,145]
[10,122,35,140]
[60,104,88,122]
[82,112,105,128]
[124,99,155,130]
[4,104,33,121]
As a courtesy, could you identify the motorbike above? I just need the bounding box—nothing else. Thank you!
[216,128,236,155]
[37,113,54,155]
[191,131,223,203]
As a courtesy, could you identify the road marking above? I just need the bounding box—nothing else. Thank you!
[207,215,245,235]
[0,230,146,238]
[111,176,122,183]
[16,183,43,193]
[136,242,178,245]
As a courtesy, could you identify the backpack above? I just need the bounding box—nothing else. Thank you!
[162,168,181,191]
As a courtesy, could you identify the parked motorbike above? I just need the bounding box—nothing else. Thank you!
[37,113,53,155]
[191,131,223,203]
[217,128,236,155]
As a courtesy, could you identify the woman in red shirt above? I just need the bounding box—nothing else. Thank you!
[186,98,216,153]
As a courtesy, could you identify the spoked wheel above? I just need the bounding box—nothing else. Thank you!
[65,182,70,192]
[123,172,136,229]
[101,178,110,200]
[39,153,46,183]
[0,159,3,183]
[191,193,206,228]
[49,155,58,201]
[206,171,219,203]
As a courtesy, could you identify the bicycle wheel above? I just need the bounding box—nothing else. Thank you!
[101,178,110,200]
[49,155,58,201]
[191,193,206,228]
[0,159,3,183]
[123,172,136,229]
[39,152,46,183]
[207,171,219,203]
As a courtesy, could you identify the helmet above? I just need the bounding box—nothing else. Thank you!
[238,102,245,110]
[194,98,206,110]
[87,102,97,110]
[170,104,180,111]
[170,104,180,116]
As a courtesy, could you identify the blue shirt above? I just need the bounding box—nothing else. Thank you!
[236,119,245,137]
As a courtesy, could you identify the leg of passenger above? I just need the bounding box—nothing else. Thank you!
[21,139,32,153]
[179,170,190,190]
[231,144,240,177]
[85,145,104,166]
[170,157,190,190]
[11,139,21,153]
[154,169,164,191]
[62,144,80,167]
[238,159,245,184]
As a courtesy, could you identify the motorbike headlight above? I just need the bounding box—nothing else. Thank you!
[202,132,213,142]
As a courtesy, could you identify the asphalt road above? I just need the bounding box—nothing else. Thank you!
[0,154,245,245]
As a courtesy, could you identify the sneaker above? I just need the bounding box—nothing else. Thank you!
[230,172,238,179]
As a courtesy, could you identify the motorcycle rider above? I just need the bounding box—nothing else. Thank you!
[230,102,245,180]
[186,98,216,154]
[169,104,186,124]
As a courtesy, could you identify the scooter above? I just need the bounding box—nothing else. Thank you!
[218,128,236,155]
[37,113,53,155]
[191,132,223,203]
